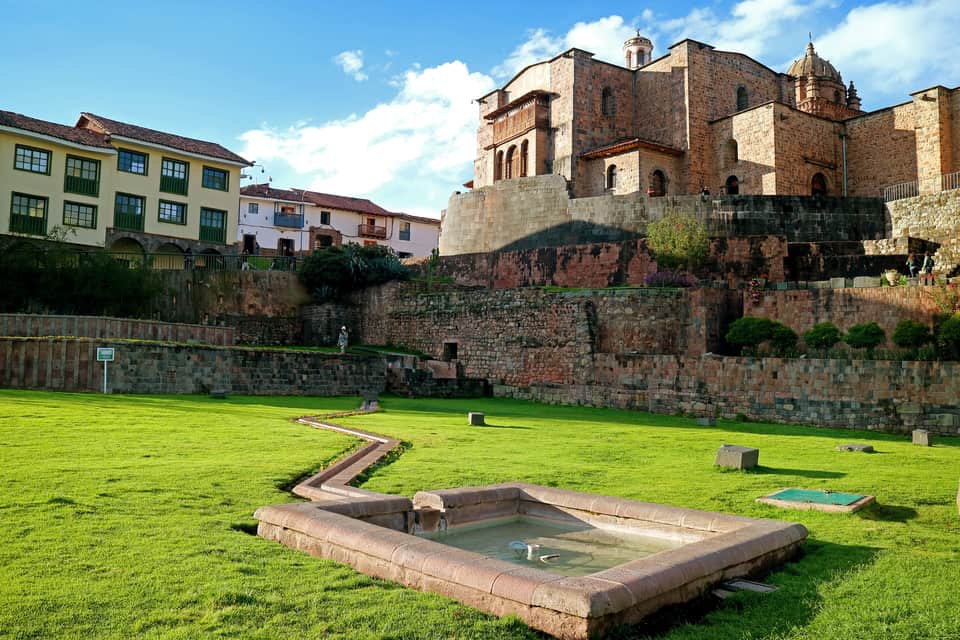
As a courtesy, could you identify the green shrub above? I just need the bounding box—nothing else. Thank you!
[892,320,932,349]
[845,322,885,351]
[770,324,798,355]
[936,314,960,360]
[803,322,842,350]
[646,212,709,269]
[298,244,409,301]
[725,316,778,350]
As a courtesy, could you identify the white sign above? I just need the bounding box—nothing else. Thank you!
[97,347,115,362]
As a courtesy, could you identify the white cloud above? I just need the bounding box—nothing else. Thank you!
[817,0,960,95]
[333,50,368,82]
[240,61,494,203]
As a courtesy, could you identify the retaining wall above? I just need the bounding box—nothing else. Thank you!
[0,313,234,345]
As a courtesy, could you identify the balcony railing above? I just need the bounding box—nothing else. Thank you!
[199,224,226,244]
[160,175,188,196]
[10,213,46,236]
[883,170,960,202]
[64,175,99,197]
[358,223,387,238]
[106,251,297,272]
[114,211,144,232]
[274,212,305,228]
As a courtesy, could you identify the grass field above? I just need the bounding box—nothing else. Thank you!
[1,391,958,639]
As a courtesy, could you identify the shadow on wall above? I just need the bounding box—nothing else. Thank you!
[498,221,642,253]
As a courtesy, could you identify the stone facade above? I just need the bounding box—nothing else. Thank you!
[0,337,384,396]
[0,313,234,345]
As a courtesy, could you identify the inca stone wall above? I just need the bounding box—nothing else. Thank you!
[0,313,234,345]
[886,189,960,242]
[440,175,886,255]
[0,338,384,396]
[845,103,918,197]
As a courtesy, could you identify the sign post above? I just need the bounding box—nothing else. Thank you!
[96,347,115,394]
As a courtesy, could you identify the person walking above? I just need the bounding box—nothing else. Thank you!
[921,252,935,285]
[906,253,918,278]
[337,326,349,353]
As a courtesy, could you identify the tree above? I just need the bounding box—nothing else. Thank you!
[803,322,842,351]
[646,212,709,269]
[892,320,932,349]
[845,322,885,352]
[298,243,409,301]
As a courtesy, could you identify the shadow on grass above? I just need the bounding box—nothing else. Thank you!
[606,539,880,640]
[351,440,413,487]
[857,502,919,523]
[230,521,259,536]
[747,466,847,479]
[477,423,532,430]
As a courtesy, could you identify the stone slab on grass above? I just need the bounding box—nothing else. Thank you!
[696,417,716,426]
[715,444,759,470]
[468,412,486,426]
[836,443,875,453]
[853,276,879,288]
[912,429,933,446]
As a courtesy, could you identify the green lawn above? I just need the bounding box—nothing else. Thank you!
[1,391,958,639]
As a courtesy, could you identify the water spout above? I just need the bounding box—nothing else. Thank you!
[437,516,448,533]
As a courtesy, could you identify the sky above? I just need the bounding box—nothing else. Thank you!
[3,0,958,217]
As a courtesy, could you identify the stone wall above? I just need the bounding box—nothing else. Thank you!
[886,189,960,242]
[845,103,918,197]
[496,355,960,434]
[0,337,384,396]
[0,313,234,345]
[301,303,360,347]
[440,174,887,255]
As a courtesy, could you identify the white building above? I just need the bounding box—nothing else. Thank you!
[237,183,439,257]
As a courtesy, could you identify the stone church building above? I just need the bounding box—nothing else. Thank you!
[472,35,958,200]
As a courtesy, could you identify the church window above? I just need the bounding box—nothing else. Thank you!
[606,165,617,189]
[650,170,666,197]
[505,145,516,179]
[833,90,841,104]
[722,139,739,168]
[736,86,748,111]
[725,175,740,195]
[495,151,503,181]
[601,87,616,117]
[811,173,828,196]
[520,140,529,177]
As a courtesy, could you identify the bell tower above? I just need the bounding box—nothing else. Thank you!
[623,31,654,70]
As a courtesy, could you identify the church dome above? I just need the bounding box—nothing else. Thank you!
[787,42,842,82]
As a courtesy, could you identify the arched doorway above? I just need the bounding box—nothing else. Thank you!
[811,172,828,196]
[505,146,516,179]
[110,237,146,267]
[606,165,617,189]
[520,140,529,177]
[725,175,740,195]
[494,151,503,181]
[153,242,185,270]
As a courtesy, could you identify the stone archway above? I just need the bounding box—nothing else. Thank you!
[725,175,740,195]
[811,172,828,196]
[110,237,146,267]
[153,242,185,270]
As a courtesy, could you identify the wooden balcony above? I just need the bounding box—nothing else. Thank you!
[358,223,386,238]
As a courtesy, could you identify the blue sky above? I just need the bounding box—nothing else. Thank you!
[3,0,958,216]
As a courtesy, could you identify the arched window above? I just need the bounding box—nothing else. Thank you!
[505,146,516,179]
[833,90,842,104]
[811,172,828,196]
[626,51,632,68]
[601,87,616,117]
[736,86,748,111]
[494,151,503,181]
[520,140,529,177]
[725,175,740,195]
[722,139,739,168]
[650,170,666,197]
[606,165,617,189]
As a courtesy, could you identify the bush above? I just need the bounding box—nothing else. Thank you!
[936,314,960,360]
[298,244,409,301]
[644,270,696,288]
[646,212,709,269]
[845,322,885,351]
[770,324,798,355]
[725,316,779,351]
[892,319,932,349]
[803,322,842,350]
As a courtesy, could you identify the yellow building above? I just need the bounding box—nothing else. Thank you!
[0,109,250,259]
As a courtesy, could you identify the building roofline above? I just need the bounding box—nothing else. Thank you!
[909,84,958,96]
[0,124,117,154]
[581,137,684,159]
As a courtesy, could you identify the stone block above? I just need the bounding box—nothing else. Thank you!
[715,444,759,469]
[209,389,227,399]
[853,276,879,288]
[836,443,874,453]
[468,412,486,426]
[830,277,846,289]
[912,429,932,446]
[696,417,716,426]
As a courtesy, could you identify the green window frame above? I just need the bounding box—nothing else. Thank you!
[201,166,229,191]
[117,148,148,175]
[158,199,186,225]
[199,207,227,243]
[399,221,411,241]
[248,202,259,213]
[114,192,145,231]
[63,201,97,229]
[320,210,331,225]
[14,144,51,175]
[160,158,189,196]
[10,192,48,236]
[64,155,100,197]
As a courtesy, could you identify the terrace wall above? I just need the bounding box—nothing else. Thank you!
[0,313,234,345]
[0,338,384,397]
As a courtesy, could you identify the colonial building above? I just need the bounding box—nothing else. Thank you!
[0,109,249,259]
[238,183,440,258]
[472,36,958,200]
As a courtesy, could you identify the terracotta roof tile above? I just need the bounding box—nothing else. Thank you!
[0,110,112,149]
[78,112,250,165]
[241,184,392,217]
